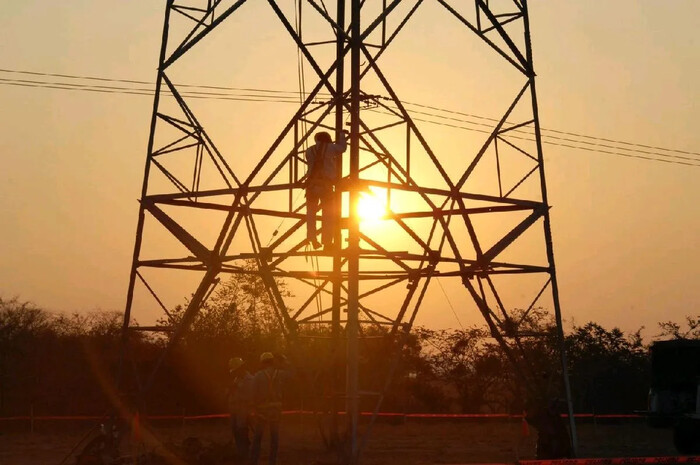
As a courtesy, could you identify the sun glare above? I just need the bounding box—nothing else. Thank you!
[357,190,387,223]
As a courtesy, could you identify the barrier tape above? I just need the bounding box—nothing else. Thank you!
[445,459,700,465]
[0,412,644,422]
[0,415,105,421]
[519,457,700,465]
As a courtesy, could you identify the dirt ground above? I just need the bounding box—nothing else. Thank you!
[0,417,678,465]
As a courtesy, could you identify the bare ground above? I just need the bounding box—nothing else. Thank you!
[0,418,678,465]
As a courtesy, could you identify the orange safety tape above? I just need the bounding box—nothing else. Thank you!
[0,412,644,421]
[182,414,230,420]
[449,458,700,465]
[405,413,512,418]
[0,415,105,421]
[519,457,700,465]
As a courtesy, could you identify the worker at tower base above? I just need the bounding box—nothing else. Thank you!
[528,398,572,459]
[226,356,253,460]
[249,352,293,465]
[305,130,348,250]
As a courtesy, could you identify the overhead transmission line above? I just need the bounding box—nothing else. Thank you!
[378,102,700,165]
[372,105,700,167]
[1,68,698,168]
[0,76,302,104]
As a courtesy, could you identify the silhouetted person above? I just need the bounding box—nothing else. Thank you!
[528,398,572,459]
[249,352,292,465]
[226,356,253,460]
[305,130,347,250]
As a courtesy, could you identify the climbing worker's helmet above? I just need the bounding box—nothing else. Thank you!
[228,357,244,372]
[259,352,275,363]
[314,131,332,144]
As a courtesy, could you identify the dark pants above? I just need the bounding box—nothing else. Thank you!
[306,185,335,246]
[249,414,280,465]
[231,413,250,459]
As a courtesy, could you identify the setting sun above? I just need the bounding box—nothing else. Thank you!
[357,190,387,223]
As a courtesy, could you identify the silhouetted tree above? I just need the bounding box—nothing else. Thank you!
[0,299,126,416]
[415,326,504,412]
[156,261,292,412]
[0,298,51,415]
[658,315,700,339]
[0,293,658,418]
[565,322,648,413]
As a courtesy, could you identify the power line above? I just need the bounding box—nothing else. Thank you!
[6,66,697,159]
[2,74,696,166]
[0,67,301,95]
[0,78,303,104]
[401,100,700,158]
[436,278,464,330]
[1,68,698,167]
[387,103,700,163]
[370,108,700,167]
[373,109,700,166]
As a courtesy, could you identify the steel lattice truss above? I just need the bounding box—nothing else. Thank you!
[121,0,577,458]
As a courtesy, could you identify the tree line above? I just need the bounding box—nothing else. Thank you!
[0,282,693,418]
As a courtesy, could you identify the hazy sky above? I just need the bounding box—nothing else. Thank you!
[1,1,698,338]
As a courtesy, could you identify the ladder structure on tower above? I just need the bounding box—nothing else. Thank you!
[119,0,578,461]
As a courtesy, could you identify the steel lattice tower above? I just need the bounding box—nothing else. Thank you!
[120,0,578,461]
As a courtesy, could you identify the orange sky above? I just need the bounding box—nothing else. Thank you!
[1,1,698,338]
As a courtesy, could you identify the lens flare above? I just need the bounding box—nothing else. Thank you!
[357,191,387,222]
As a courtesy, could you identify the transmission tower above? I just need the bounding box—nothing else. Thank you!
[119,0,578,462]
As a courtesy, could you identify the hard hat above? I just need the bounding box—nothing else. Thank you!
[259,352,274,363]
[228,357,244,372]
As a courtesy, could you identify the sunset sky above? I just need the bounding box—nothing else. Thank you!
[1,0,698,338]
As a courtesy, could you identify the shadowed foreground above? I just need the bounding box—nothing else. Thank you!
[0,418,676,465]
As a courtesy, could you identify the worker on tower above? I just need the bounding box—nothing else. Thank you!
[249,352,293,465]
[305,129,348,250]
[226,356,253,460]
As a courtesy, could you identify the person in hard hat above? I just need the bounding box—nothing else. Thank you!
[249,352,293,465]
[305,130,348,250]
[226,356,254,460]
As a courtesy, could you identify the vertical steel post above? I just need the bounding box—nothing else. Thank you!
[347,0,362,459]
[332,0,346,447]
[118,0,173,387]
[521,0,578,455]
